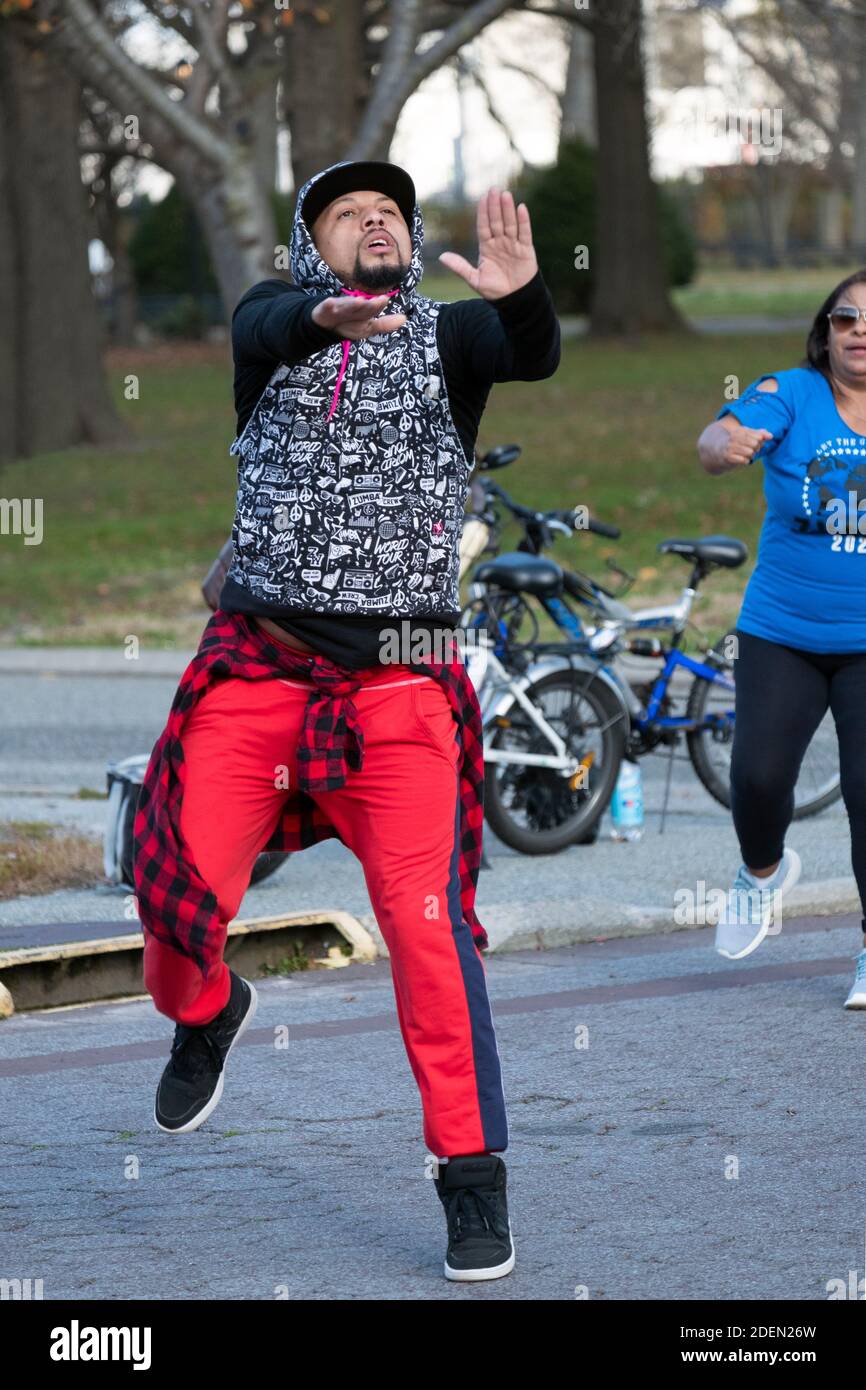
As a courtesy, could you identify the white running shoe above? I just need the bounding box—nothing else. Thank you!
[843,949,866,1009]
[715,847,802,961]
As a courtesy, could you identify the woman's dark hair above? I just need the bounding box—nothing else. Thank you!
[803,268,866,392]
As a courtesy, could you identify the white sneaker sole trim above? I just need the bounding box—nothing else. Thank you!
[717,849,802,961]
[155,980,259,1134]
[843,989,866,1010]
[444,1221,515,1282]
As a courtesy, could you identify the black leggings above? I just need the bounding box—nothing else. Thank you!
[730,629,866,924]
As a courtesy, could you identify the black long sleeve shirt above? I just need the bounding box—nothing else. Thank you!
[220,269,561,667]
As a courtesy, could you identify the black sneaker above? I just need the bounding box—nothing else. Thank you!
[433,1154,515,1281]
[154,971,258,1134]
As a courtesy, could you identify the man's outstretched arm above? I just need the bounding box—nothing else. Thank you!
[232,279,342,365]
[443,269,560,383]
[232,280,408,430]
[234,278,408,363]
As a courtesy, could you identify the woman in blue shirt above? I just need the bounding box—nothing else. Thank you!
[697,269,866,1007]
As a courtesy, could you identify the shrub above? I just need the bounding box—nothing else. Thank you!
[518,137,696,313]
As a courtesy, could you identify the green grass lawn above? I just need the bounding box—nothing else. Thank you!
[0,325,809,648]
[671,264,860,320]
[423,262,858,319]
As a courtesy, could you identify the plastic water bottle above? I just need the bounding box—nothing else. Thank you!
[610,759,644,841]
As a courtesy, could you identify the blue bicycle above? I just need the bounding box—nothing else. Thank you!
[463,473,842,845]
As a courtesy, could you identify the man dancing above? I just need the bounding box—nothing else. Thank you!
[134,159,560,1282]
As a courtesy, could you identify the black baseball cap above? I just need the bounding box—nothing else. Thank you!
[300,160,416,231]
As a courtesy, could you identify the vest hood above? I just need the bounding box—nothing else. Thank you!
[289,160,424,317]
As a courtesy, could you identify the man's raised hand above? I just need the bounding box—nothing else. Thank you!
[438,188,538,301]
[311,294,406,340]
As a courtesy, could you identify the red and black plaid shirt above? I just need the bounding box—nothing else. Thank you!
[133,610,487,980]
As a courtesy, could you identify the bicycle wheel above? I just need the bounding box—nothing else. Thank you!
[483,667,628,854]
[249,851,290,886]
[686,645,842,819]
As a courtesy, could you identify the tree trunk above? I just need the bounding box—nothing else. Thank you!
[187,145,280,314]
[249,73,279,197]
[754,161,798,267]
[285,0,365,189]
[589,0,686,336]
[817,183,845,255]
[559,22,596,153]
[852,18,866,257]
[90,155,140,348]
[0,18,121,460]
[111,227,139,348]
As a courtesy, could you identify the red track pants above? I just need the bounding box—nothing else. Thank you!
[142,647,508,1159]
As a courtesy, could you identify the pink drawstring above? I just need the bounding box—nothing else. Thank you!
[326,285,400,420]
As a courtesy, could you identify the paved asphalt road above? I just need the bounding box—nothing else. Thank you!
[1,648,864,1301]
[1,910,864,1300]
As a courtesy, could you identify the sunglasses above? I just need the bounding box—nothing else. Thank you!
[828,305,866,331]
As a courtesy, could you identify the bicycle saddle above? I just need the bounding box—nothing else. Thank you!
[474,551,564,597]
[657,535,748,569]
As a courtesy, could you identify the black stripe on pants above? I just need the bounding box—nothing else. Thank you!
[730,629,866,924]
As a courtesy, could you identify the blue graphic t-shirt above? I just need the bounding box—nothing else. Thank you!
[716,365,866,652]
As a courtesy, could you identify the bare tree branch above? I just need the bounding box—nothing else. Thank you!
[493,53,564,97]
[363,0,423,121]
[525,0,593,30]
[56,0,229,167]
[78,141,153,161]
[709,3,838,149]
[189,0,237,103]
[465,61,528,164]
[137,0,197,47]
[349,0,523,156]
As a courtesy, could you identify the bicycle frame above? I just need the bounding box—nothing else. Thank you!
[485,583,736,737]
[461,490,742,767]
[630,646,734,732]
[481,644,578,771]
[468,637,630,772]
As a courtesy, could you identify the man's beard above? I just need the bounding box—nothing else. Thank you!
[351,248,410,292]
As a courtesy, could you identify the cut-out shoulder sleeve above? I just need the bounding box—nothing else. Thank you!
[714,371,796,455]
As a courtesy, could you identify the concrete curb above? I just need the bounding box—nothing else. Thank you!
[476,877,862,953]
[356,877,861,957]
[0,909,376,1016]
[0,877,857,1013]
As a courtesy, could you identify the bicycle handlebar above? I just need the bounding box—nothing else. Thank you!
[482,482,621,541]
[550,508,621,540]
[585,517,621,540]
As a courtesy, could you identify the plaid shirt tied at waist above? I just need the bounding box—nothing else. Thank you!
[133,610,488,979]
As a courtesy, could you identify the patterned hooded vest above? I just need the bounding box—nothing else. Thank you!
[225,160,473,617]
